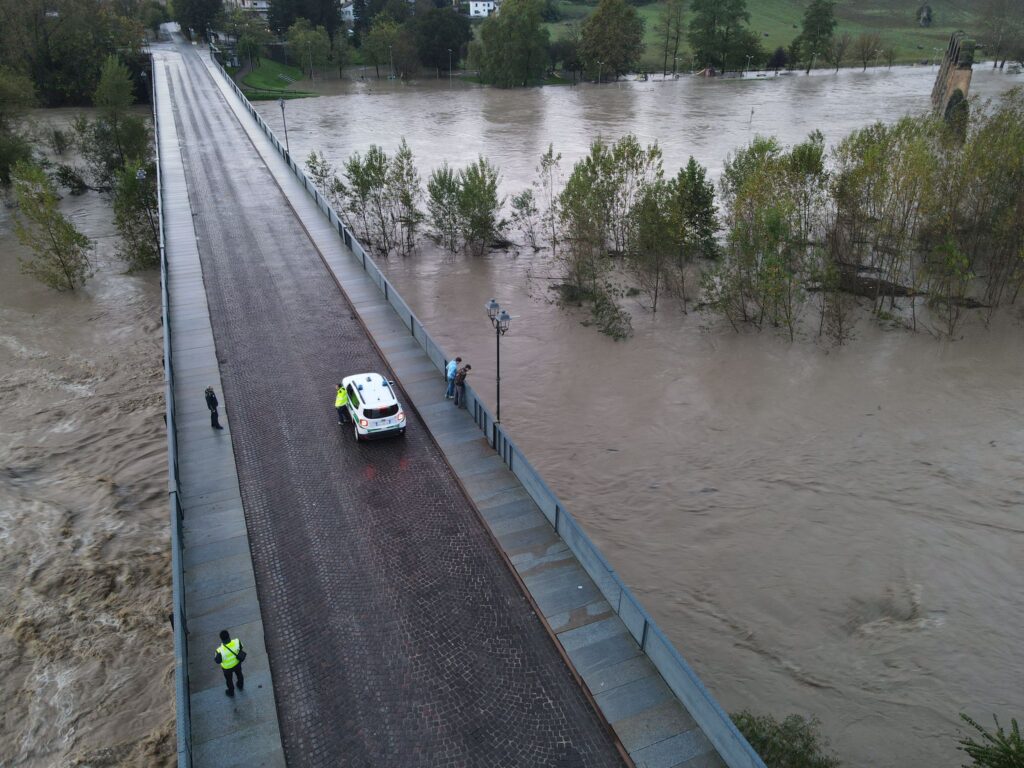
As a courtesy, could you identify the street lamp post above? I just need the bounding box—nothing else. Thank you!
[672,54,678,78]
[448,48,453,87]
[597,60,603,84]
[744,54,753,74]
[278,97,290,155]
[389,44,394,79]
[485,298,511,424]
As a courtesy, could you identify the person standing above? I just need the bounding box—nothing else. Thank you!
[445,357,462,400]
[453,363,471,408]
[214,629,245,697]
[335,383,350,425]
[205,386,223,430]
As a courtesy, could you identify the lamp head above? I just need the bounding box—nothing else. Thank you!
[497,309,511,334]
[486,298,499,321]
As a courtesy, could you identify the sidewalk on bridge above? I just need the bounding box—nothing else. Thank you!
[155,50,286,768]
[199,50,726,768]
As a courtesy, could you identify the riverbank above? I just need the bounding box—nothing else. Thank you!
[0,113,172,767]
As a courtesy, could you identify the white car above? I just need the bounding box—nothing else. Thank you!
[342,373,406,441]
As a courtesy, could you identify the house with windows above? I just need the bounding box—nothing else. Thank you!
[468,0,496,16]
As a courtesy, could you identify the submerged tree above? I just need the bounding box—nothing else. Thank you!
[426,162,461,252]
[457,156,505,256]
[11,161,93,290]
[113,160,159,270]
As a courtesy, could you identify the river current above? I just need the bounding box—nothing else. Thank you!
[256,66,1024,767]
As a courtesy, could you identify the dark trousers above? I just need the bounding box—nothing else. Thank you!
[337,406,350,424]
[223,664,243,693]
[210,408,222,429]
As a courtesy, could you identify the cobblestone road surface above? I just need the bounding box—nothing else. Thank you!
[163,46,625,768]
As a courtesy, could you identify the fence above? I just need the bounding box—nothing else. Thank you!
[152,59,193,768]
[206,48,766,768]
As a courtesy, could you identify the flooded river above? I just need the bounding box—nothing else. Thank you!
[0,113,172,766]
[259,66,1024,767]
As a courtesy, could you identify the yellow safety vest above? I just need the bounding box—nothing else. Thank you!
[218,639,242,669]
[335,387,348,408]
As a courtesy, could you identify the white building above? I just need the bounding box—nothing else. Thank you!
[223,0,270,17]
[340,1,355,24]
[468,0,496,17]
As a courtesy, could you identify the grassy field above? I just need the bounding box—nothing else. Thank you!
[241,59,312,94]
[546,0,986,71]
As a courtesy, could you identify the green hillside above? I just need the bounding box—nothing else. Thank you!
[547,0,986,71]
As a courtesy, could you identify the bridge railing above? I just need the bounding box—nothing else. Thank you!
[207,50,766,768]
[152,57,193,768]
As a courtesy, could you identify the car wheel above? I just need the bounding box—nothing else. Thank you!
[353,423,362,442]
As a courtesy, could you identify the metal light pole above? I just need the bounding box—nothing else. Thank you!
[389,44,394,79]
[597,60,603,84]
[278,97,290,155]
[744,54,752,74]
[485,298,511,423]
[448,48,453,87]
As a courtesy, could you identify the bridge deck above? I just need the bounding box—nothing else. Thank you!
[157,43,627,767]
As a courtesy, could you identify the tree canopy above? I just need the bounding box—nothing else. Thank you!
[477,0,549,87]
[579,0,645,80]
[413,8,472,71]
[791,0,836,73]
[687,0,762,71]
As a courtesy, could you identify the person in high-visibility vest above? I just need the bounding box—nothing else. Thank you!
[214,629,245,697]
[335,383,350,425]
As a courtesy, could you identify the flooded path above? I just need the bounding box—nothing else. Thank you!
[257,66,1024,767]
[0,115,172,765]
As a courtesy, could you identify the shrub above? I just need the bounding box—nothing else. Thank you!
[732,710,841,768]
[958,714,1024,767]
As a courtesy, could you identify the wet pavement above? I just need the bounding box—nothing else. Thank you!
[156,42,626,767]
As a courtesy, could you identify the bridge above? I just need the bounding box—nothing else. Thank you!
[155,33,764,768]
[931,31,975,122]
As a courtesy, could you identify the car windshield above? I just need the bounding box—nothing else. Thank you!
[365,404,398,419]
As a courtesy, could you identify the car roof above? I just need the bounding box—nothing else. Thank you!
[341,373,398,405]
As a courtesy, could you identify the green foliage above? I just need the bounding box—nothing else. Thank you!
[235,15,275,69]
[0,0,146,105]
[457,156,505,256]
[426,162,461,252]
[579,0,645,80]
[176,0,224,39]
[0,132,34,187]
[113,160,159,270]
[340,140,422,256]
[732,711,841,768]
[627,180,674,310]
[343,144,394,253]
[11,160,94,290]
[389,138,422,256]
[589,287,633,339]
[478,0,550,87]
[363,15,400,77]
[791,0,836,73]
[94,56,135,122]
[413,8,473,71]
[687,0,762,70]
[511,188,540,249]
[652,0,685,76]
[287,19,331,77]
[0,66,37,133]
[958,714,1024,767]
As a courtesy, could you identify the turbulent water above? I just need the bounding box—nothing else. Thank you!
[258,66,1024,767]
[0,114,173,766]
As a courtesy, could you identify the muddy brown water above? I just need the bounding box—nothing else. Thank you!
[258,66,1024,767]
[0,111,172,766]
